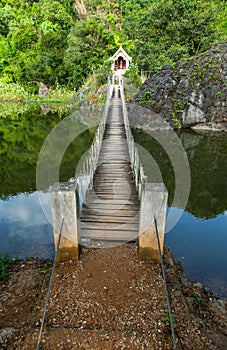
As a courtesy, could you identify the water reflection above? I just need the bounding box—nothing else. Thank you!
[0,104,98,198]
[165,208,227,297]
[133,129,227,219]
[179,130,227,219]
[0,192,54,259]
[133,128,227,297]
[0,104,101,258]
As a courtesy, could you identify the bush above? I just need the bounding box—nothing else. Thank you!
[124,63,142,89]
[0,252,11,280]
[0,81,29,102]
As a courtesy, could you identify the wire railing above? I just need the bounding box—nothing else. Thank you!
[73,80,113,213]
[36,217,65,350]
[119,84,147,198]
[154,216,177,350]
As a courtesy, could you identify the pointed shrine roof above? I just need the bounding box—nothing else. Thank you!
[110,47,132,62]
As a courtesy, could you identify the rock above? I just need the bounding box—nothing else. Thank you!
[40,103,50,115]
[127,103,172,131]
[97,84,108,96]
[74,1,88,19]
[38,82,49,98]
[193,282,203,289]
[0,328,16,343]
[134,43,227,130]
[211,299,227,310]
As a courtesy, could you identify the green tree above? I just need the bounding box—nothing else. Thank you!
[64,19,116,89]
[0,0,225,92]
[124,0,219,73]
[0,7,13,36]
[0,0,74,90]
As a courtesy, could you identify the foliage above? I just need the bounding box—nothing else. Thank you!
[172,117,181,129]
[43,84,75,102]
[0,80,29,102]
[94,60,113,89]
[0,252,12,280]
[124,0,221,74]
[123,63,142,89]
[0,0,226,92]
[64,19,117,89]
[0,80,74,103]
[0,0,72,90]
[216,1,227,41]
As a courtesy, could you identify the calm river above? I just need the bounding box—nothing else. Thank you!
[0,105,227,297]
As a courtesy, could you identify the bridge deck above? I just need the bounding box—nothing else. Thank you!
[80,86,140,241]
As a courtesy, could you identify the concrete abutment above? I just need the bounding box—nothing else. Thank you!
[138,183,168,262]
[51,182,80,262]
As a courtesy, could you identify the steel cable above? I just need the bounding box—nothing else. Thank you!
[154,216,177,350]
[36,217,64,350]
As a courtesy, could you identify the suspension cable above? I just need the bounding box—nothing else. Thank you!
[36,217,64,350]
[154,216,177,350]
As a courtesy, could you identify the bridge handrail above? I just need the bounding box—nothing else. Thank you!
[75,80,113,211]
[119,84,147,198]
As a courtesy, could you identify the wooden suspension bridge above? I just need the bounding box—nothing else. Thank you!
[51,83,168,262]
[80,85,140,242]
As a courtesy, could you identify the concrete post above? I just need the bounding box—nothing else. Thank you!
[50,182,80,262]
[139,183,168,262]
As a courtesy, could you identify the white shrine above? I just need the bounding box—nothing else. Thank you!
[109,47,132,84]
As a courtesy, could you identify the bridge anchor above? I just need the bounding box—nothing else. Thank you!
[51,182,80,262]
[139,183,168,262]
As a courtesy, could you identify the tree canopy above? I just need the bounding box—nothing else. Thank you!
[0,0,226,92]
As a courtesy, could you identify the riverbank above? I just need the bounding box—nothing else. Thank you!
[0,245,226,349]
[0,81,74,105]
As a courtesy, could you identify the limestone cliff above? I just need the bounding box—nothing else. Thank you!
[134,44,227,131]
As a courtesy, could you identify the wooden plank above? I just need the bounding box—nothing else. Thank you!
[80,229,138,241]
[81,209,139,217]
[93,183,136,188]
[84,201,139,209]
[95,170,131,174]
[80,217,139,224]
[83,200,138,206]
[93,177,134,181]
[84,193,138,200]
[93,185,136,190]
[91,192,136,197]
[92,190,136,194]
[96,164,131,168]
[92,190,136,196]
[81,222,138,230]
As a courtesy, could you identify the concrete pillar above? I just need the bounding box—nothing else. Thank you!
[51,182,80,262]
[139,183,168,262]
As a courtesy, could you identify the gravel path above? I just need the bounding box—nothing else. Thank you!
[25,245,174,349]
[1,244,226,349]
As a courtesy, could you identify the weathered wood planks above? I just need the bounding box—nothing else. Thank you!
[80,85,140,242]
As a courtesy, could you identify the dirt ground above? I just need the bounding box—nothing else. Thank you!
[0,244,226,349]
